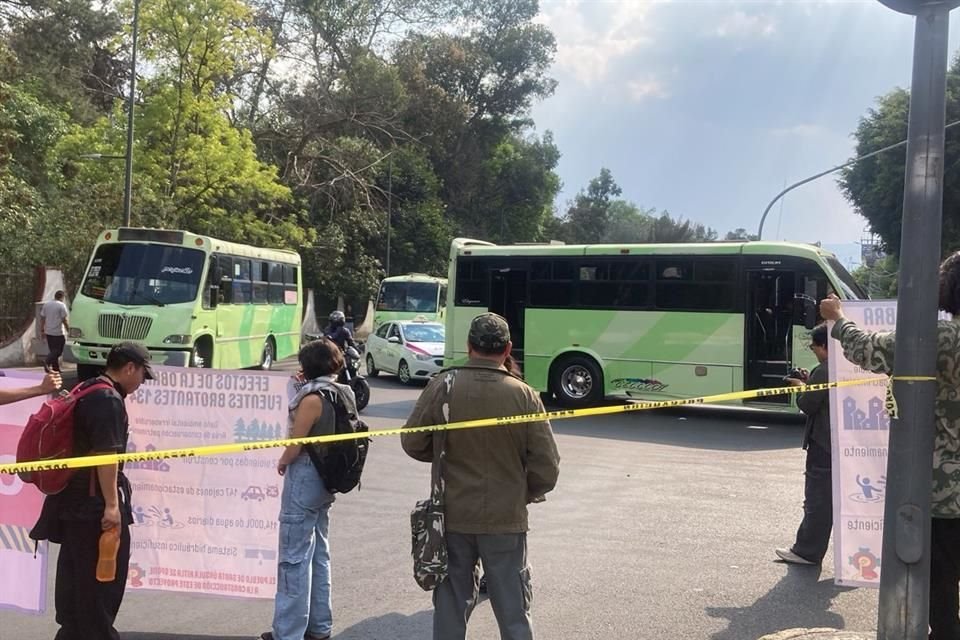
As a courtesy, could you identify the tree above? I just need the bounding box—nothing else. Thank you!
[724,228,759,241]
[839,53,960,257]
[562,168,621,243]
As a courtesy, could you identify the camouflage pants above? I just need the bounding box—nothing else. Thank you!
[432,532,533,640]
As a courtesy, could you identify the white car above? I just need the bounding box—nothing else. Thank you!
[364,321,445,384]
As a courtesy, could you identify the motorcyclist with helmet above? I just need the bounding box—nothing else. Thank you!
[323,310,356,351]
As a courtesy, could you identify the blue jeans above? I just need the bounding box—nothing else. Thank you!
[272,454,335,640]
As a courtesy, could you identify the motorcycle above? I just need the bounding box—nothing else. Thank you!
[339,345,370,412]
[302,335,371,412]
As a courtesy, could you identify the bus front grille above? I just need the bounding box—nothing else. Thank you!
[98,314,153,341]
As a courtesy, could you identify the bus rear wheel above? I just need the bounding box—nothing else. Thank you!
[551,355,603,408]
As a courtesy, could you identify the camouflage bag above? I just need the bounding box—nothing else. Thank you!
[411,429,448,590]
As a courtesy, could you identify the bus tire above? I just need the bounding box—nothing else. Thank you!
[551,355,603,408]
[260,338,276,371]
[191,339,213,368]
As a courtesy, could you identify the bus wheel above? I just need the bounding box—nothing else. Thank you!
[191,341,212,368]
[260,339,276,371]
[365,353,380,377]
[551,355,603,408]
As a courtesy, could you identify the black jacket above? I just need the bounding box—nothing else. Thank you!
[798,362,830,450]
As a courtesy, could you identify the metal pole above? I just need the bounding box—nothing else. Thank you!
[877,5,950,639]
[123,0,140,228]
[386,151,392,277]
[756,120,960,239]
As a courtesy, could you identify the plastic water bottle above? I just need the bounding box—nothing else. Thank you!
[95,526,120,582]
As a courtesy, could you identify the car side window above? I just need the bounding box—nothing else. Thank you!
[388,324,402,342]
[375,323,390,339]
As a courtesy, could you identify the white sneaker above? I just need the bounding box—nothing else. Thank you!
[775,547,817,565]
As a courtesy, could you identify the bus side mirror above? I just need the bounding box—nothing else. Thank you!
[209,285,219,309]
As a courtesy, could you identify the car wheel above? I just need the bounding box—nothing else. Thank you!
[398,359,412,384]
[550,355,603,408]
[366,353,379,377]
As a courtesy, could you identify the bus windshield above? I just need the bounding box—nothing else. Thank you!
[377,281,440,313]
[81,243,206,305]
[826,257,868,299]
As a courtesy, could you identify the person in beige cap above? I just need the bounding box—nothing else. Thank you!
[402,312,560,640]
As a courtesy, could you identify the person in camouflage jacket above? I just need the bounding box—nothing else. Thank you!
[820,251,960,640]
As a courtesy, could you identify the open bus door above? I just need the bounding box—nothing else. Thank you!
[488,267,528,365]
[745,268,796,404]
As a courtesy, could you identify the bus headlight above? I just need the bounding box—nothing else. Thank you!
[163,334,192,345]
[68,327,83,339]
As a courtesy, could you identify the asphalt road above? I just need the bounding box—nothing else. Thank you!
[1,361,880,639]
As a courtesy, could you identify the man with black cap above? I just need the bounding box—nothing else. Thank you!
[402,313,560,640]
[31,341,153,640]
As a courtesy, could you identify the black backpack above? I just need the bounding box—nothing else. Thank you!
[305,389,370,493]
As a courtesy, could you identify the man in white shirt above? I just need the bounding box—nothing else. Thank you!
[40,290,70,372]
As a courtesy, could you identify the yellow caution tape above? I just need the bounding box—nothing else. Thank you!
[0,377,892,476]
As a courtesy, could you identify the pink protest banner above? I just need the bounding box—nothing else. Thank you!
[0,372,48,614]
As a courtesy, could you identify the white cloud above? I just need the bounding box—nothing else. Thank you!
[626,77,670,102]
[536,0,658,84]
[713,11,777,39]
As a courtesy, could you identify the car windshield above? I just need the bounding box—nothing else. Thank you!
[378,281,439,312]
[404,324,445,343]
[81,243,205,305]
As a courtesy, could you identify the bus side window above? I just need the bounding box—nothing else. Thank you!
[234,258,252,303]
[217,255,234,304]
[253,261,269,304]
[283,265,298,305]
[268,262,284,304]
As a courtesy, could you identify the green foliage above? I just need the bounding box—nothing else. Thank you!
[556,168,716,244]
[0,0,565,317]
[852,254,899,298]
[840,53,960,257]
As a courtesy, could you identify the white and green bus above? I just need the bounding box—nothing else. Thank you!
[66,228,302,379]
[373,273,447,329]
[446,238,867,409]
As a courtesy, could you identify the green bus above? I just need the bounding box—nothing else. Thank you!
[373,273,447,329]
[445,238,867,409]
[66,228,302,378]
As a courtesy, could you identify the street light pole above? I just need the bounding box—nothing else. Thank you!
[123,0,141,228]
[756,119,960,239]
[873,2,957,639]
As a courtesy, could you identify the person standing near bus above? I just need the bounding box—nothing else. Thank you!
[775,323,833,566]
[402,313,560,640]
[40,290,70,372]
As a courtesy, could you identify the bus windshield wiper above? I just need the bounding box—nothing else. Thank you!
[130,290,165,307]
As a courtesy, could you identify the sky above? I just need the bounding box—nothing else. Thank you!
[529,0,960,263]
